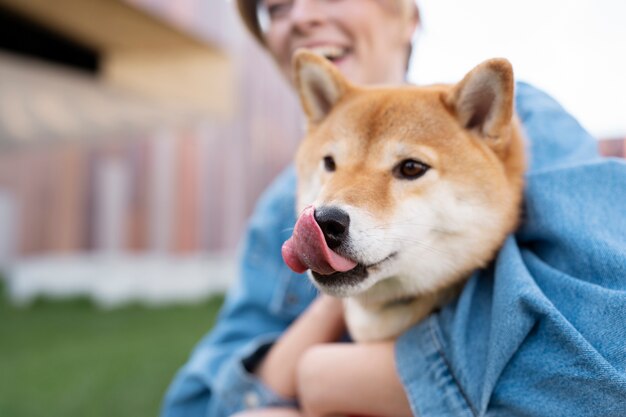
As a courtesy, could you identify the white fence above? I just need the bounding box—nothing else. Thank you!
[4,253,235,308]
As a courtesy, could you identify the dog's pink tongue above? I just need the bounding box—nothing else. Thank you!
[282,206,357,275]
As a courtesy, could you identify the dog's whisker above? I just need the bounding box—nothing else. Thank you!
[362,219,445,231]
[363,225,452,235]
[356,232,453,257]
[385,240,451,256]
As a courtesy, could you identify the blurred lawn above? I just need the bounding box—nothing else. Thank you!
[0,280,224,417]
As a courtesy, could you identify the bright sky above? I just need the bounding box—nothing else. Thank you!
[408,0,626,139]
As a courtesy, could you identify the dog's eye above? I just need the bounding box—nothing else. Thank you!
[323,155,336,172]
[393,159,430,180]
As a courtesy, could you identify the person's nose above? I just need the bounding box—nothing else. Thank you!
[290,0,326,34]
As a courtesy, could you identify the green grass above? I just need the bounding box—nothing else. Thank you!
[0,281,224,417]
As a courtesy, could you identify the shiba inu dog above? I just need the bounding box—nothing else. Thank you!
[282,51,525,342]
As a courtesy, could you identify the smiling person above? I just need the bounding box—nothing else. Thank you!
[162,1,626,417]
[255,0,416,85]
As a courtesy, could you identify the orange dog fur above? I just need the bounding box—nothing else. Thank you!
[291,51,525,341]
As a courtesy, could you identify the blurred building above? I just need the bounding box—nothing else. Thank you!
[0,0,303,305]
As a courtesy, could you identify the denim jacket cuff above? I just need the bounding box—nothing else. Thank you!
[395,315,475,417]
[213,333,299,414]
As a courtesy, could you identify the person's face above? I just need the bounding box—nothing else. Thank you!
[258,0,417,86]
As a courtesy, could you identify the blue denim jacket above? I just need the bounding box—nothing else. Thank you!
[162,83,626,417]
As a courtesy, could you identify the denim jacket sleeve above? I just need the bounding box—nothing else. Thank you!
[161,165,317,417]
[395,83,626,416]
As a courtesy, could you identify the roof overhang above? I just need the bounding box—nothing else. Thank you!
[0,0,233,143]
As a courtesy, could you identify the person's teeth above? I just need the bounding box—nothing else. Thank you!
[307,46,347,59]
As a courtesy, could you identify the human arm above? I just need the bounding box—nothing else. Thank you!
[297,342,412,417]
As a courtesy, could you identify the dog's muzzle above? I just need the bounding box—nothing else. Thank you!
[282,205,357,275]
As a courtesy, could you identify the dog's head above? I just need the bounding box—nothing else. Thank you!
[282,51,525,299]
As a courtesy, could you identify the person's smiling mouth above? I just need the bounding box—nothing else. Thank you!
[299,45,353,64]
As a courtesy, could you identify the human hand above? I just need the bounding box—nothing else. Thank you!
[255,295,346,398]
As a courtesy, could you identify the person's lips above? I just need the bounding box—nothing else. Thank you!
[295,45,352,64]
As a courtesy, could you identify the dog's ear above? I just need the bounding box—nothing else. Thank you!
[293,50,350,125]
[446,58,514,143]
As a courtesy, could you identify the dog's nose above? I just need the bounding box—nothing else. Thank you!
[314,206,350,249]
